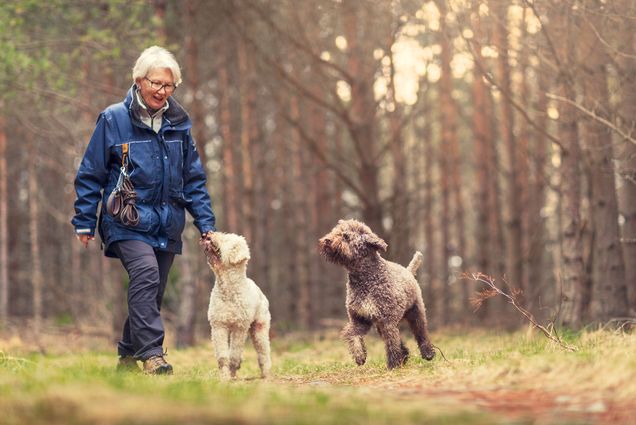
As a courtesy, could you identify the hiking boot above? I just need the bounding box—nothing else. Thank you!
[143,355,173,375]
[116,355,139,372]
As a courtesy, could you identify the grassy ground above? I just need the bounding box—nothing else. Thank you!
[1,325,635,425]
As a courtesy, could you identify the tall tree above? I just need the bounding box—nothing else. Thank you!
[579,1,628,321]
[218,39,239,233]
[552,3,585,327]
[492,0,523,293]
[0,113,7,322]
[26,131,43,331]
[616,0,636,311]
[434,0,455,323]
[470,0,495,319]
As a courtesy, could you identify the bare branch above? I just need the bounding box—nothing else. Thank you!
[465,272,578,352]
[546,93,636,146]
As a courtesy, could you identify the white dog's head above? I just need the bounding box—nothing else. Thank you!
[201,232,251,271]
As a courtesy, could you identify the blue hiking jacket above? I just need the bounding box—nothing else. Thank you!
[72,85,216,257]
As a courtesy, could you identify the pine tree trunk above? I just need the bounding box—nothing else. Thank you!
[517,6,531,297]
[290,95,311,329]
[0,115,7,322]
[27,133,43,332]
[579,3,628,321]
[185,0,206,166]
[176,0,206,346]
[435,0,461,323]
[343,0,383,234]
[237,34,255,243]
[176,240,197,347]
[388,48,410,265]
[470,0,494,320]
[526,69,549,309]
[421,111,438,323]
[492,0,523,293]
[616,4,636,312]
[555,4,585,327]
[218,46,239,233]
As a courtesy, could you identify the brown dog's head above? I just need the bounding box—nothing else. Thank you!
[318,219,387,267]
[200,232,251,272]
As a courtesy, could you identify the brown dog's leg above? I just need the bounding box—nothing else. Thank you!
[341,315,372,366]
[405,301,435,361]
[376,322,409,369]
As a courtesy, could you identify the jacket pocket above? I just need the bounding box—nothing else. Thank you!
[118,140,159,187]
[165,192,190,239]
[165,139,184,189]
[127,203,159,233]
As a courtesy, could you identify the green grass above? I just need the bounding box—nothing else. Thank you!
[1,327,636,425]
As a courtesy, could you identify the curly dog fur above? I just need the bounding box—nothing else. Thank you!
[319,219,435,369]
[202,232,271,380]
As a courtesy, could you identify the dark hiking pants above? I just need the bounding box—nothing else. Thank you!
[112,240,175,360]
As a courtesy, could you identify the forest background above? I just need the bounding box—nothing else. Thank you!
[1,0,635,345]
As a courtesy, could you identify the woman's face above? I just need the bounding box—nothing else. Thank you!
[136,68,175,111]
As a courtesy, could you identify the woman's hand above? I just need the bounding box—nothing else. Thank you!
[199,231,213,245]
[76,234,95,248]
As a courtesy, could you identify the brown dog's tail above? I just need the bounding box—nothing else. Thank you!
[407,251,423,276]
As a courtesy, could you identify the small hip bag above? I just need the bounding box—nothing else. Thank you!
[106,143,140,227]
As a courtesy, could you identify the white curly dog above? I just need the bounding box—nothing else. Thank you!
[201,232,271,380]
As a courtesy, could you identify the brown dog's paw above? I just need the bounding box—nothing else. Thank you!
[354,354,367,366]
[421,344,436,361]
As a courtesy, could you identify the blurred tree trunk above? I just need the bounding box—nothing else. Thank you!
[290,95,311,329]
[435,0,462,323]
[0,114,7,322]
[470,0,494,320]
[176,239,196,347]
[27,131,43,332]
[387,38,410,265]
[492,0,522,294]
[238,33,255,243]
[307,25,331,321]
[616,2,636,311]
[176,0,205,347]
[438,109,451,326]
[554,4,585,328]
[153,0,167,44]
[218,43,239,233]
[343,0,383,234]
[274,96,293,324]
[517,6,531,296]
[253,121,269,311]
[75,58,93,323]
[579,2,628,321]
[526,68,549,308]
[185,0,206,166]
[421,110,438,323]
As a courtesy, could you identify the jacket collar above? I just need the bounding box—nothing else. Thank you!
[124,85,191,131]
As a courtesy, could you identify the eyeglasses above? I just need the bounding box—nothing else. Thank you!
[144,77,177,93]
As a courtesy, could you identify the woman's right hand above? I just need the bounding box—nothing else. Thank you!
[76,234,95,248]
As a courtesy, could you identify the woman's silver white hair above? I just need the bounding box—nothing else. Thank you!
[132,45,182,86]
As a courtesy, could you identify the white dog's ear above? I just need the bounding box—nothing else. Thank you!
[228,238,251,265]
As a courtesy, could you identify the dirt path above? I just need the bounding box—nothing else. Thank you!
[280,375,636,425]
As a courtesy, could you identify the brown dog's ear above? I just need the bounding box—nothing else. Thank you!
[364,233,387,252]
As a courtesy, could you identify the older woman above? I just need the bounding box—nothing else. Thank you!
[72,46,216,374]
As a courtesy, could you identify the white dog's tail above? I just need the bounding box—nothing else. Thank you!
[407,251,423,276]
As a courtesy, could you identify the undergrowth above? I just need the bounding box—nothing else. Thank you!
[1,327,635,425]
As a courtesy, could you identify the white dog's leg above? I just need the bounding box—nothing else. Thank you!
[211,324,231,380]
[250,321,271,378]
[228,327,248,378]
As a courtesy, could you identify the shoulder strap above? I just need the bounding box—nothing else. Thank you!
[121,143,129,168]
